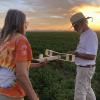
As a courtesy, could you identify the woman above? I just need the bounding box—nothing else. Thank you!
[0,9,45,100]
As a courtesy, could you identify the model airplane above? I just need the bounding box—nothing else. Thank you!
[32,49,75,63]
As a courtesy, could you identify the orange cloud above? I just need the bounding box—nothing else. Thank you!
[27,24,70,31]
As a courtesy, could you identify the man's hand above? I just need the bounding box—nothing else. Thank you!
[67,51,75,55]
[73,51,79,57]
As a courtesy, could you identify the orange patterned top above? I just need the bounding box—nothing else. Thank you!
[0,34,32,97]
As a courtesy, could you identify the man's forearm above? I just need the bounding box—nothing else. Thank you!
[74,52,96,60]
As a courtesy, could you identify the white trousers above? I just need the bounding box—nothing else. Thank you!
[74,66,96,100]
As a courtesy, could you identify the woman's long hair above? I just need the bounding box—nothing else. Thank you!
[0,9,26,42]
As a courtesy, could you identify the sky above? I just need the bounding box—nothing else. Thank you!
[0,0,100,31]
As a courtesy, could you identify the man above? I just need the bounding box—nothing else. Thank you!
[70,12,98,100]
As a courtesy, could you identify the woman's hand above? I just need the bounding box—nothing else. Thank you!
[30,58,48,68]
[31,95,39,100]
[39,58,48,65]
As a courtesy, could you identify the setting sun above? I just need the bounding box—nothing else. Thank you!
[72,5,100,31]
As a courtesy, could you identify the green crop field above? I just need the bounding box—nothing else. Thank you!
[25,31,100,100]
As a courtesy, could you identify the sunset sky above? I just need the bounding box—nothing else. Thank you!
[0,0,100,31]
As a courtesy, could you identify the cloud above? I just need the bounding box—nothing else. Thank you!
[0,0,33,12]
[0,0,100,30]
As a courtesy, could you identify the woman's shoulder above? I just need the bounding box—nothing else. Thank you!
[16,34,27,40]
[15,34,28,44]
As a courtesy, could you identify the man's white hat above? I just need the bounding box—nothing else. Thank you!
[70,12,91,26]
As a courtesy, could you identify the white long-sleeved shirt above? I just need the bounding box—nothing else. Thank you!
[75,29,98,66]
